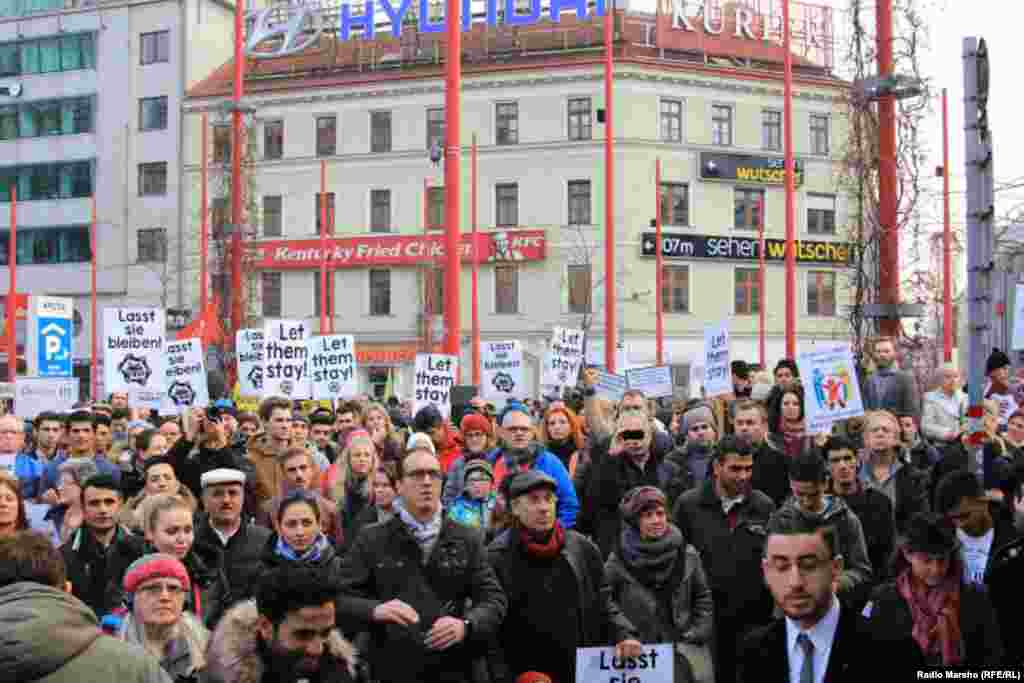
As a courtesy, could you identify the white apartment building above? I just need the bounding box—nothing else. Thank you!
[184,8,852,399]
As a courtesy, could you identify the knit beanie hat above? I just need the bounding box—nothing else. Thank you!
[619,485,668,526]
[123,553,190,594]
[681,404,715,435]
[460,412,492,437]
[986,348,1011,376]
[463,459,495,484]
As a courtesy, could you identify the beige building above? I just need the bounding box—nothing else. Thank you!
[183,8,851,398]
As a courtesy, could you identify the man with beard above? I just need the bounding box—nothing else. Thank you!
[204,565,362,683]
[859,337,919,421]
[663,403,718,501]
[257,447,339,543]
[733,400,790,506]
[672,435,775,683]
[310,410,339,464]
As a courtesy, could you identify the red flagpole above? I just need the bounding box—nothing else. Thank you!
[320,160,327,334]
[783,0,796,358]
[7,185,15,383]
[91,196,97,399]
[655,159,663,367]
[442,0,462,363]
[603,0,617,372]
[471,134,480,386]
[759,195,766,368]
[200,113,209,314]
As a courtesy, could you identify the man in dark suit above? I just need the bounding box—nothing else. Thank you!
[737,513,923,683]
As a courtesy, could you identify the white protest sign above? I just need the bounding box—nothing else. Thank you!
[543,326,585,388]
[103,307,165,408]
[575,644,673,683]
[162,338,209,412]
[594,370,627,401]
[481,340,523,400]
[1013,283,1024,350]
[414,353,457,419]
[309,334,358,400]
[702,322,731,397]
[625,366,674,398]
[14,377,79,418]
[797,344,865,434]
[236,329,264,397]
[262,320,311,399]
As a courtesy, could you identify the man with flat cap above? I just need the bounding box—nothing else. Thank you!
[487,470,642,683]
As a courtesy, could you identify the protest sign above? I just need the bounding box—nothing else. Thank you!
[162,338,209,412]
[414,353,457,419]
[593,370,627,401]
[14,377,79,418]
[797,344,865,434]
[262,320,311,399]
[103,307,165,407]
[236,329,264,397]
[575,644,673,683]
[702,322,731,397]
[481,340,523,401]
[542,327,585,388]
[309,334,358,400]
[625,366,674,398]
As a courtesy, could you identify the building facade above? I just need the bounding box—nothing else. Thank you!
[184,8,852,399]
[0,0,234,391]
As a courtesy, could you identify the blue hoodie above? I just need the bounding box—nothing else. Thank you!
[12,452,44,499]
[490,446,580,528]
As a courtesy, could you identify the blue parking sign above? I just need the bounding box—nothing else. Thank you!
[38,316,72,377]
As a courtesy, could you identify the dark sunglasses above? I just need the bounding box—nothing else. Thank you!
[619,430,646,441]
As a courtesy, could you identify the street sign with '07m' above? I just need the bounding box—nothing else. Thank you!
[34,296,73,378]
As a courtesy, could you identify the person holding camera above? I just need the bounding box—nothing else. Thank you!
[164,407,254,511]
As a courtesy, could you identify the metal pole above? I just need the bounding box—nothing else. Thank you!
[877,0,900,338]
[329,202,335,333]
[782,0,796,359]
[443,0,462,361]
[655,158,663,367]
[7,185,15,383]
[230,0,246,341]
[200,113,209,315]
[759,195,766,368]
[604,0,617,373]
[471,134,480,386]
[91,195,97,400]
[320,160,327,334]
[942,88,953,362]
[423,178,432,351]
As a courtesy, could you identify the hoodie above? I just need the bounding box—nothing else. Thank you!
[0,582,170,683]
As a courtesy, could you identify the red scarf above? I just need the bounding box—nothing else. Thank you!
[520,522,566,560]
[781,419,806,458]
[896,569,964,665]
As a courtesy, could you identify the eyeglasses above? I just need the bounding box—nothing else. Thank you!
[404,469,444,482]
[465,475,492,484]
[137,582,185,597]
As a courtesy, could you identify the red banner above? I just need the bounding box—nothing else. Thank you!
[249,229,546,270]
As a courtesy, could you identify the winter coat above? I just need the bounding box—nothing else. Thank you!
[834,486,895,594]
[192,515,271,606]
[12,451,45,498]
[442,448,499,509]
[436,425,464,474]
[61,525,134,617]
[337,515,507,683]
[921,388,967,444]
[257,532,346,588]
[202,599,360,683]
[605,543,715,683]
[858,451,930,534]
[751,437,792,507]
[0,581,171,683]
[489,445,580,528]
[859,367,920,422]
[117,611,208,683]
[241,433,291,509]
[447,492,499,541]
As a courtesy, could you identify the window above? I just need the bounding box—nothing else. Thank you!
[734,188,764,230]
[314,193,335,234]
[0,106,14,139]
[313,272,335,318]
[567,97,591,141]
[140,31,169,64]
[264,120,283,160]
[137,228,167,263]
[370,189,391,233]
[138,162,167,196]
[807,270,836,316]
[262,195,282,237]
[212,126,231,163]
[659,182,689,226]
[426,107,445,150]
[211,198,228,239]
[427,187,444,230]
[495,102,518,145]
[0,225,90,265]
[567,180,591,225]
[762,109,781,151]
[810,114,829,155]
[426,268,444,315]
[734,268,760,314]
[139,96,168,131]
[14,97,92,138]
[495,264,518,314]
[262,272,282,318]
[662,265,689,313]
[711,104,733,146]
[567,264,592,314]
[660,99,682,142]
[369,269,391,316]
[807,193,836,235]
[371,111,391,153]
[316,116,336,156]
[16,33,94,75]
[0,161,93,202]
[495,183,518,227]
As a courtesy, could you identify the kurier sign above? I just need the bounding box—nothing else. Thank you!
[250,229,546,270]
[700,152,805,186]
[640,232,851,266]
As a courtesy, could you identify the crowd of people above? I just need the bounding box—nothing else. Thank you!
[1,336,1024,682]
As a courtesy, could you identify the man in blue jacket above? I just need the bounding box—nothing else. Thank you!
[490,403,579,528]
[0,414,43,498]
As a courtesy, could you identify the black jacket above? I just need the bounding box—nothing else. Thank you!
[486,528,637,683]
[867,580,1003,668]
[986,533,1024,665]
[752,437,792,507]
[836,486,895,605]
[61,525,133,617]
[192,514,271,605]
[337,515,507,683]
[258,532,346,587]
[671,480,776,625]
[737,605,926,683]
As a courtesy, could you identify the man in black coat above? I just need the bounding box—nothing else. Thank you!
[336,446,507,683]
[488,470,642,683]
[672,435,775,683]
[733,400,790,506]
[737,513,924,683]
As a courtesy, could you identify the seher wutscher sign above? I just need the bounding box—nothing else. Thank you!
[641,232,851,266]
